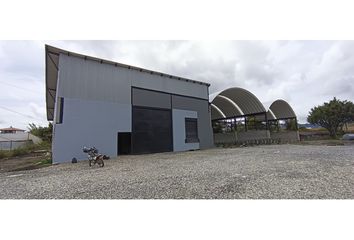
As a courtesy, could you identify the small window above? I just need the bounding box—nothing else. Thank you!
[185,118,199,143]
[56,97,64,124]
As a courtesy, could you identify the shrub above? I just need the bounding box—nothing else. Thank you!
[0,150,11,159]
[11,147,29,157]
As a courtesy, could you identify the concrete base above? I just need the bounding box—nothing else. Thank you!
[270,131,300,143]
[214,130,299,145]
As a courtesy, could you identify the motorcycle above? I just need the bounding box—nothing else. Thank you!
[83,146,109,167]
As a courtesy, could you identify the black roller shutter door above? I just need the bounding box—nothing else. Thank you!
[132,106,173,154]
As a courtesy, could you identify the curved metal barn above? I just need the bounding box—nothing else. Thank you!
[210,87,299,145]
[210,87,266,120]
[268,99,297,120]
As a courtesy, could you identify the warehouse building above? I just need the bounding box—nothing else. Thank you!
[45,45,214,163]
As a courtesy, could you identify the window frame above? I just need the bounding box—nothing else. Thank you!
[185,117,199,143]
[56,97,64,124]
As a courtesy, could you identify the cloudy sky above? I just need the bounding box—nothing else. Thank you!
[1,40,354,129]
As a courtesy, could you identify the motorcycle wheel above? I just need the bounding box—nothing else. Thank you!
[98,159,104,167]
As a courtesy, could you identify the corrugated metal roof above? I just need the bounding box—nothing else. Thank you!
[269,99,296,119]
[210,87,266,120]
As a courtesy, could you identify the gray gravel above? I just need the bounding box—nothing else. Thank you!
[1,144,353,199]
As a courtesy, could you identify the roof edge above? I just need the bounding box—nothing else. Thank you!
[45,44,211,87]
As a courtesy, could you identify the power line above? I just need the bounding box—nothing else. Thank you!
[0,80,43,94]
[0,105,44,121]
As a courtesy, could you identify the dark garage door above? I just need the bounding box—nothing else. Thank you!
[132,106,173,154]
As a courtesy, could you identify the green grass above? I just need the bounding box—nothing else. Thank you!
[0,141,51,159]
[37,157,52,165]
[0,150,10,159]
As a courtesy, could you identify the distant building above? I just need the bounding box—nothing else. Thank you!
[0,126,25,134]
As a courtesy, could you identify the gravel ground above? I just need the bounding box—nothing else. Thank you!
[0,144,353,199]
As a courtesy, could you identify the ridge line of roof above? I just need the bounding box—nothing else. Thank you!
[45,44,210,87]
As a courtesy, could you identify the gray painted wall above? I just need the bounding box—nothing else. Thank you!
[0,141,31,150]
[53,54,212,163]
[58,54,132,105]
[214,130,270,144]
[52,97,131,163]
[172,95,214,149]
[172,109,199,151]
[132,87,171,109]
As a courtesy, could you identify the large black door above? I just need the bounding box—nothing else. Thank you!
[132,106,173,154]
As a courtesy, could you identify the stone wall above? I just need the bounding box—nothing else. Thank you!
[214,130,270,145]
[214,130,299,145]
[270,131,299,143]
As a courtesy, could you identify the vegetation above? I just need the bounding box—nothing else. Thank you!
[1,122,52,161]
[247,117,265,130]
[28,122,53,142]
[307,97,354,138]
[285,119,298,131]
[0,141,51,160]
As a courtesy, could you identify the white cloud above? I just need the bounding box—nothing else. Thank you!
[1,40,354,129]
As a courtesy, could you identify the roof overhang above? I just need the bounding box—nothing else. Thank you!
[45,45,60,121]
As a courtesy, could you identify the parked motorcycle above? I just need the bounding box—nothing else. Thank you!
[83,146,109,167]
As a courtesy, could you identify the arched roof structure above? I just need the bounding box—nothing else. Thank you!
[210,87,266,120]
[268,99,296,119]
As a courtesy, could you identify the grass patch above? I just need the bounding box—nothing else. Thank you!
[37,158,52,165]
[0,150,11,159]
[0,141,51,159]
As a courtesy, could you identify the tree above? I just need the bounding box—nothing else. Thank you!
[286,119,298,131]
[28,122,53,142]
[307,98,354,138]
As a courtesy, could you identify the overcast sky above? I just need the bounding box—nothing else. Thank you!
[1,40,354,129]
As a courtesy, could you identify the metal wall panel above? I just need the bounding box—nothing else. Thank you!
[172,95,214,149]
[132,87,171,109]
[52,97,131,163]
[58,54,209,105]
[131,72,209,100]
[58,54,132,104]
